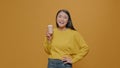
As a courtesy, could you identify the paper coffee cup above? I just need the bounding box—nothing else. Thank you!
[48,25,53,34]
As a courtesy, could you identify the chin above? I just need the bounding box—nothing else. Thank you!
[58,24,66,27]
[59,26,66,28]
[58,25,65,27]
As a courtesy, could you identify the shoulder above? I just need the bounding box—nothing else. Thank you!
[72,30,83,39]
[72,30,80,35]
[66,29,81,37]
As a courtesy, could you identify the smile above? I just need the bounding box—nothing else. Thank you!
[59,22,65,24]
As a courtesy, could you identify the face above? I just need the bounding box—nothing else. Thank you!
[57,11,69,28]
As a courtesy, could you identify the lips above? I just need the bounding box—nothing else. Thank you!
[59,22,64,24]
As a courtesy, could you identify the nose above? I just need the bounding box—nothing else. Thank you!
[60,17,64,21]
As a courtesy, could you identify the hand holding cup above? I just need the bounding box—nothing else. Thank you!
[46,25,53,41]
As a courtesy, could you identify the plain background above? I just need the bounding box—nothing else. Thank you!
[0,0,120,68]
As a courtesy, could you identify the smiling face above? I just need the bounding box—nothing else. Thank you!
[56,11,69,29]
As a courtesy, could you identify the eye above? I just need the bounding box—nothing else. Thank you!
[58,15,61,18]
[64,16,68,19]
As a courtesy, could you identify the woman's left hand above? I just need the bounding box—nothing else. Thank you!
[62,56,72,64]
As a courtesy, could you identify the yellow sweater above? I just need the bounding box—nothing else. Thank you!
[44,28,89,63]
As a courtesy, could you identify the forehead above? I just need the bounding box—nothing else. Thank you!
[58,11,68,16]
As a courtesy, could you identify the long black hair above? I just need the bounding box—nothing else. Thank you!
[56,9,76,30]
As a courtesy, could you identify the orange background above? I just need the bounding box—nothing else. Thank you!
[0,0,120,68]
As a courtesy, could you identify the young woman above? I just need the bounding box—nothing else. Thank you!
[44,9,89,68]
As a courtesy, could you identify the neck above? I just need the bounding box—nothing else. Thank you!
[58,27,67,31]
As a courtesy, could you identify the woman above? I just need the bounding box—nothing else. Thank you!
[44,9,89,68]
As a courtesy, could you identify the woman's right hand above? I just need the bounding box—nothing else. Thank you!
[46,31,53,41]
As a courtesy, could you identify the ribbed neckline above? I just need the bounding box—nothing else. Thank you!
[56,28,70,32]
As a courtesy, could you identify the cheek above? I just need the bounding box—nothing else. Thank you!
[56,20,59,24]
[57,18,60,22]
[64,19,68,24]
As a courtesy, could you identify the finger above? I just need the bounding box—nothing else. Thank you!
[62,61,67,64]
[65,58,72,63]
[46,33,51,38]
[46,33,49,37]
[61,58,66,61]
[62,56,67,59]
[62,57,67,61]
[63,60,71,64]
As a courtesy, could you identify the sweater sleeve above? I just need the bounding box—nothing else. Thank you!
[43,37,52,55]
[72,31,89,63]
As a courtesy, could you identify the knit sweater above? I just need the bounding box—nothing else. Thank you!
[44,28,89,63]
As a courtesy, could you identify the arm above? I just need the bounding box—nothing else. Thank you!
[43,31,53,55]
[43,37,52,55]
[72,32,89,63]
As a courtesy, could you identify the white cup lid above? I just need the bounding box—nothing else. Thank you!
[48,25,53,27]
